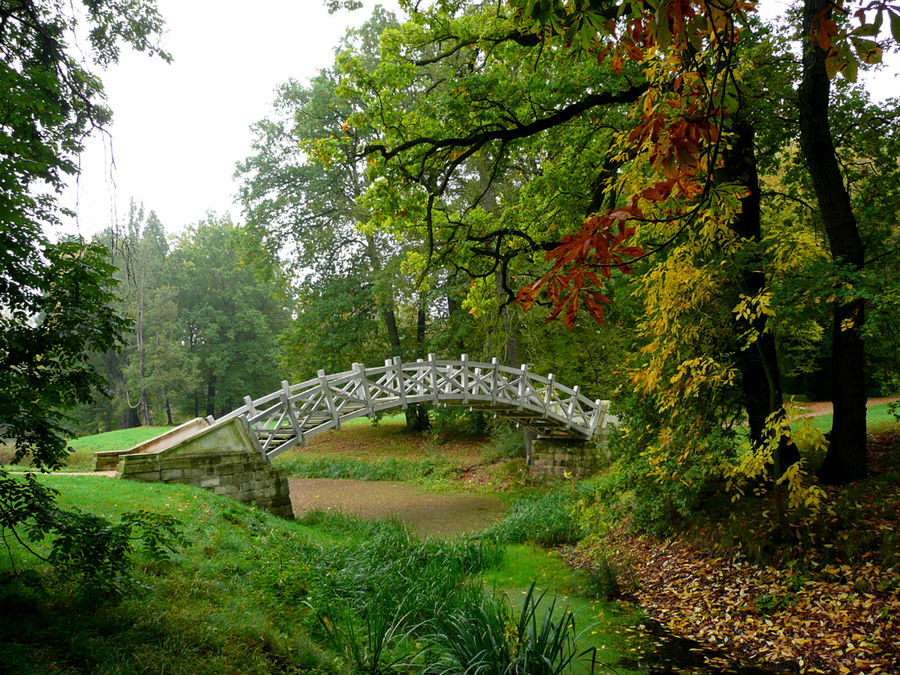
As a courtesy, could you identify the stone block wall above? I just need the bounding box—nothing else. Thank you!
[528,405,617,479]
[116,417,293,519]
[529,438,605,478]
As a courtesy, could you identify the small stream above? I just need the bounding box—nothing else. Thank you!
[288,478,792,674]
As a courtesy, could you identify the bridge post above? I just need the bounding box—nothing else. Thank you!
[281,381,305,448]
[428,353,440,405]
[391,356,408,410]
[354,362,374,416]
[460,353,469,403]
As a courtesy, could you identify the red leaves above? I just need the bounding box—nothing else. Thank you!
[516,212,645,327]
[629,111,720,179]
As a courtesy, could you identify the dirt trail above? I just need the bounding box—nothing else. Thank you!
[791,396,896,418]
[289,478,505,538]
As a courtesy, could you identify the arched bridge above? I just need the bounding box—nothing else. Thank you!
[213,354,609,461]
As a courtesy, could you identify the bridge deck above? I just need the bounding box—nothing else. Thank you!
[213,355,608,460]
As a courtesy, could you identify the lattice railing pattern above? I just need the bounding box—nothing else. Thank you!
[213,354,609,460]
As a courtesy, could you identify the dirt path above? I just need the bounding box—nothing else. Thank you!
[792,396,896,418]
[289,478,505,538]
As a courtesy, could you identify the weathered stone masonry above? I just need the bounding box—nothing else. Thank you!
[528,409,616,479]
[100,417,293,519]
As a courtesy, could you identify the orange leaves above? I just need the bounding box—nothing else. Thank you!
[629,110,720,179]
[814,13,839,51]
[516,213,645,327]
[811,1,899,82]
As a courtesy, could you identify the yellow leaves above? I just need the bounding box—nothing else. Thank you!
[732,292,775,324]
[841,317,855,332]
[667,356,736,400]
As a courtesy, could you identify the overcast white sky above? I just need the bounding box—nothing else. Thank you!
[60,0,402,241]
[57,0,896,242]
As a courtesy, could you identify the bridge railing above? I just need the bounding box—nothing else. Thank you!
[214,354,606,460]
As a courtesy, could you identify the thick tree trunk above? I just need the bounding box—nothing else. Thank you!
[725,120,800,475]
[495,269,520,368]
[164,393,174,425]
[122,407,140,429]
[405,292,431,432]
[798,0,867,483]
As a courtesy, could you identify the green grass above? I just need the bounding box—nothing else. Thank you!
[0,473,666,674]
[1,426,176,472]
[67,426,176,454]
[791,401,899,435]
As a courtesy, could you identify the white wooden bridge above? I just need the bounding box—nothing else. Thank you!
[212,354,609,461]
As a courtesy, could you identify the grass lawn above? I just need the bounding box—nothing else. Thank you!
[1,426,176,472]
[797,400,898,434]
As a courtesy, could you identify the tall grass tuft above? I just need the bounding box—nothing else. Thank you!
[481,488,586,547]
[423,582,596,674]
[276,455,457,482]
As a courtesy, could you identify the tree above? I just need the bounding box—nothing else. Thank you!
[167,215,291,419]
[0,0,184,592]
[797,0,871,482]
[1,242,129,468]
[313,0,897,536]
[237,8,436,429]
[0,0,168,467]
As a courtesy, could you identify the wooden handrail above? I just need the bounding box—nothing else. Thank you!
[214,356,607,460]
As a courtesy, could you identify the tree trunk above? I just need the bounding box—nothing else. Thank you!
[798,0,867,483]
[205,371,216,419]
[122,407,140,429]
[724,119,800,475]
[135,282,153,426]
[495,269,520,368]
[405,292,431,432]
[164,392,174,425]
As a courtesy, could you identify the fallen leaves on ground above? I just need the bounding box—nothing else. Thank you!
[567,430,900,673]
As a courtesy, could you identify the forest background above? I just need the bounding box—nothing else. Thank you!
[23,0,898,528]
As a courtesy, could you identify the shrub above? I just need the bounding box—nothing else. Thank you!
[0,470,185,598]
[580,550,635,601]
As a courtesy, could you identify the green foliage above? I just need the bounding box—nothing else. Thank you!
[276,454,458,482]
[483,488,586,547]
[424,583,596,675]
[579,549,636,602]
[485,421,527,459]
[297,514,504,672]
[0,471,184,597]
[0,241,130,469]
[429,406,488,438]
[609,391,736,535]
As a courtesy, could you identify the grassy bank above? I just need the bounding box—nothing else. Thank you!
[0,474,654,674]
[1,426,175,472]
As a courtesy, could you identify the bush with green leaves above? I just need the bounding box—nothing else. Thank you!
[608,390,736,535]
